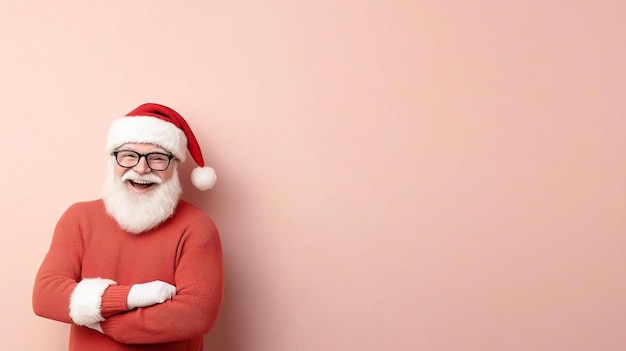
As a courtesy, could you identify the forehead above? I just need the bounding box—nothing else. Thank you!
[116,143,169,153]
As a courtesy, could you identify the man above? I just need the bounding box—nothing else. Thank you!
[32,103,223,351]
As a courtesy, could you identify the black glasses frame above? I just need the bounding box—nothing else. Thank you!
[112,151,175,171]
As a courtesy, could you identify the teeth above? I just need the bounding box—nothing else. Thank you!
[131,180,153,185]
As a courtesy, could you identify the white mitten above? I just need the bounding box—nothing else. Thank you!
[127,280,176,310]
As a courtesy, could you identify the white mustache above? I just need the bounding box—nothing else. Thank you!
[121,171,163,184]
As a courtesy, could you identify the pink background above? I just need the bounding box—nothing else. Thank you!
[1,1,625,350]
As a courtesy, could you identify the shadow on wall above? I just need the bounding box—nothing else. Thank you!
[178,161,243,351]
[202,262,240,351]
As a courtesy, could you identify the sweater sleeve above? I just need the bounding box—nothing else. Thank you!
[32,204,85,324]
[32,203,131,325]
[100,216,224,344]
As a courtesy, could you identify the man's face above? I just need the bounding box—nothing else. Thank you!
[113,143,178,193]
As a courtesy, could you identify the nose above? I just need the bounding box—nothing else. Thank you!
[132,156,152,174]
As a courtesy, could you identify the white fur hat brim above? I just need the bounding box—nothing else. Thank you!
[105,116,188,162]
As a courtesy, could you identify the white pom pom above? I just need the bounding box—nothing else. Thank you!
[191,166,217,190]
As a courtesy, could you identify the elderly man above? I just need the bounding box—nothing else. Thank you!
[33,103,223,351]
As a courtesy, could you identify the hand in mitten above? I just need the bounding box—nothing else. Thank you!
[127,280,176,310]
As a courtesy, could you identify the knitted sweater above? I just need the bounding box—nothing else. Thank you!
[33,199,223,351]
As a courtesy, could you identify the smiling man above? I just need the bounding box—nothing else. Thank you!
[32,103,223,351]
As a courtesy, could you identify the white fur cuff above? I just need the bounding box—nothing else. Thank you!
[69,278,117,326]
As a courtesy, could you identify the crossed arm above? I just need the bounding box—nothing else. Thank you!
[32,207,224,344]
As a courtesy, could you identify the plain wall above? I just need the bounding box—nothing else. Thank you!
[1,1,625,350]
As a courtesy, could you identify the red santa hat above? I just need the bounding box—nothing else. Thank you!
[105,103,217,190]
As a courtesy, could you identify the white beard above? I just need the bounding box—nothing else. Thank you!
[102,160,182,234]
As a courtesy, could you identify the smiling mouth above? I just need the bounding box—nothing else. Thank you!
[128,180,156,189]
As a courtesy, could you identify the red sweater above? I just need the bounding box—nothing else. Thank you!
[33,199,224,351]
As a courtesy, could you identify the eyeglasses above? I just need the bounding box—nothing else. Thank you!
[112,150,175,171]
